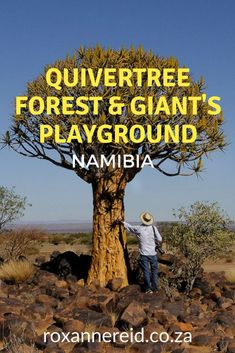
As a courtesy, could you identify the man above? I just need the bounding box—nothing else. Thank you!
[121,212,162,293]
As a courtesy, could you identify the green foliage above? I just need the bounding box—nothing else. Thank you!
[169,202,234,261]
[48,232,92,245]
[0,186,27,231]
[166,202,234,292]
[126,235,138,245]
[79,233,92,245]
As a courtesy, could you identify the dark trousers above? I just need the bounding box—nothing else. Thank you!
[139,254,158,291]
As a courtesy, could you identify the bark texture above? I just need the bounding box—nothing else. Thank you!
[87,169,128,287]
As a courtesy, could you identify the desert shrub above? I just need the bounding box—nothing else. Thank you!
[48,232,90,245]
[166,202,235,292]
[48,233,65,245]
[225,250,234,263]
[0,259,35,282]
[2,228,47,260]
[224,270,235,283]
[0,186,28,231]
[79,233,92,245]
[4,332,39,353]
[25,246,40,256]
[127,235,138,245]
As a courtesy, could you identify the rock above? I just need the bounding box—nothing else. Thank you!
[176,322,193,332]
[54,307,74,326]
[227,345,235,353]
[35,256,46,266]
[88,293,117,313]
[77,279,85,286]
[217,297,233,309]
[192,334,214,346]
[105,346,127,353]
[224,326,235,339]
[193,278,211,295]
[41,252,91,281]
[213,312,235,327]
[187,303,200,316]
[107,278,123,291]
[144,322,166,339]
[35,270,59,286]
[0,280,8,297]
[116,285,142,313]
[35,294,58,308]
[55,280,68,289]
[63,320,85,333]
[46,286,70,300]
[153,309,177,328]
[119,301,147,329]
[223,289,235,300]
[71,341,104,353]
[33,318,56,336]
[119,284,142,297]
[208,289,221,301]
[89,279,101,291]
[0,302,24,316]
[73,308,112,327]
[128,342,161,353]
[188,288,202,299]
[24,303,54,321]
[200,297,216,310]
[44,347,65,353]
[162,301,186,320]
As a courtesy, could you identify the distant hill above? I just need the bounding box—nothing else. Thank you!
[11,220,235,233]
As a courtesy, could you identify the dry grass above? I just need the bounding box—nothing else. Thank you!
[4,334,39,353]
[105,309,119,327]
[83,322,97,335]
[224,270,235,283]
[0,259,35,283]
[1,228,47,261]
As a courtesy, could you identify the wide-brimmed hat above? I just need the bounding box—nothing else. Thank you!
[140,212,154,225]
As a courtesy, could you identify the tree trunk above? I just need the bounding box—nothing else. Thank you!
[87,170,129,287]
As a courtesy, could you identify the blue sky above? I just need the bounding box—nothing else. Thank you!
[0,0,235,222]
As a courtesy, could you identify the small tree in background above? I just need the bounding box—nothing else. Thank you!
[166,201,234,292]
[0,186,27,231]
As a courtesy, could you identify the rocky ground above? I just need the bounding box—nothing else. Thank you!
[0,252,234,353]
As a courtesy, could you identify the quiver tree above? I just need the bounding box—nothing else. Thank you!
[2,46,226,286]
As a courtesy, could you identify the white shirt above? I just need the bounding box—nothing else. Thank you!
[123,221,162,256]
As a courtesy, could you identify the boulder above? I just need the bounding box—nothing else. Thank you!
[73,308,112,327]
[192,334,215,346]
[217,297,233,309]
[35,294,58,308]
[119,301,147,329]
[162,301,187,320]
[41,251,91,281]
[107,278,123,291]
[88,293,117,313]
[193,278,211,296]
[175,322,194,332]
[227,345,235,353]
[213,312,235,327]
[63,319,85,333]
[152,309,177,328]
